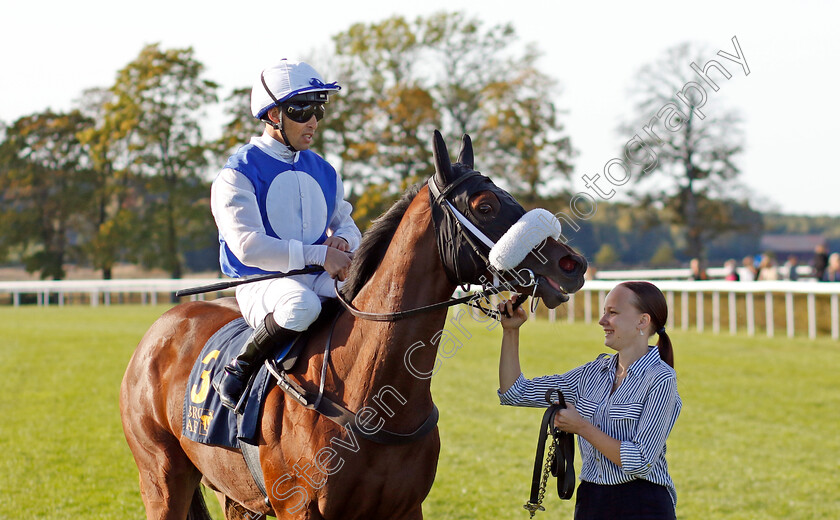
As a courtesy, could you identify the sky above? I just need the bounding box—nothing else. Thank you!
[2,0,838,216]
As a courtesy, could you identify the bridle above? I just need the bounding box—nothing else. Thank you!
[335,173,543,322]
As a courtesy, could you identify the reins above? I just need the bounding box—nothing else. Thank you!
[334,279,527,322]
[523,389,576,518]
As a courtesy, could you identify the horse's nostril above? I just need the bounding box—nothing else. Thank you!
[559,257,578,273]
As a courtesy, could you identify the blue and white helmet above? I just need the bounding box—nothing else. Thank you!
[251,59,341,120]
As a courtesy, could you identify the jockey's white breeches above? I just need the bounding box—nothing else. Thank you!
[235,271,341,331]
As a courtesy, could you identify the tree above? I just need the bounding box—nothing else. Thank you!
[211,87,261,162]
[76,87,147,279]
[620,42,754,260]
[594,243,620,268]
[421,12,574,198]
[0,110,95,279]
[649,243,677,267]
[323,12,574,206]
[327,16,438,192]
[105,43,219,278]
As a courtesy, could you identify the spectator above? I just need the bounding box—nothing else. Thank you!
[813,244,829,281]
[724,258,740,281]
[740,255,758,281]
[827,252,840,282]
[784,255,799,281]
[689,258,708,281]
[757,255,779,281]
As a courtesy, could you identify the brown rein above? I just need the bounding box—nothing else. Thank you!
[333,280,511,322]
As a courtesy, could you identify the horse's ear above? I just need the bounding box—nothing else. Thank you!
[433,129,453,186]
[457,134,474,170]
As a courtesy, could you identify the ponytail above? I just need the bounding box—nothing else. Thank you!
[656,328,674,369]
[620,281,675,369]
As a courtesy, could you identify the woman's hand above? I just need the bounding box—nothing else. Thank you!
[553,402,588,435]
[553,402,624,467]
[498,295,528,330]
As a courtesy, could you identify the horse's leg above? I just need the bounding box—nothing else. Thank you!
[125,425,204,520]
[272,502,323,520]
[220,494,267,520]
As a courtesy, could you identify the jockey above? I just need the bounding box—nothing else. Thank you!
[211,59,361,411]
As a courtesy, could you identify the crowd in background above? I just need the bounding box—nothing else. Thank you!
[700,244,840,282]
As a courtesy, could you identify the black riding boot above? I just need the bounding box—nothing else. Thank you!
[213,315,296,412]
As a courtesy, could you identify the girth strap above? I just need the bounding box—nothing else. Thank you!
[265,309,439,445]
[238,439,272,508]
[267,362,440,445]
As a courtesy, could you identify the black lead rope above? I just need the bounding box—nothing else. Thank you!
[524,389,576,517]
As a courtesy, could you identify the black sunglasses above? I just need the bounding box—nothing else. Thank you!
[282,102,326,123]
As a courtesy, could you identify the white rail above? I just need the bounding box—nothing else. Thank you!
[1,277,838,340]
[0,278,229,307]
[551,280,840,341]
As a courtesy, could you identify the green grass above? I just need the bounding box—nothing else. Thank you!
[1,304,838,519]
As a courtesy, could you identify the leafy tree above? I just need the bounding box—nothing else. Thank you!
[649,243,677,267]
[212,13,573,230]
[323,11,574,208]
[421,12,573,198]
[327,16,437,194]
[211,87,261,163]
[105,43,219,278]
[594,243,620,268]
[0,110,95,279]
[620,42,754,260]
[76,87,147,279]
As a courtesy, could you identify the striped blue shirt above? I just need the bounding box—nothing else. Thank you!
[499,347,681,506]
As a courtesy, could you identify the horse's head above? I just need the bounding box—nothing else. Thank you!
[428,130,587,308]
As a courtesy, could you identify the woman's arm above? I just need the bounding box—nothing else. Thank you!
[498,298,527,393]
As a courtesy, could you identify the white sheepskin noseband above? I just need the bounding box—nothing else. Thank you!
[489,209,562,271]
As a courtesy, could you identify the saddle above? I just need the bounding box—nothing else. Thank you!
[181,299,342,448]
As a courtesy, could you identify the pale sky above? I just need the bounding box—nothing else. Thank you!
[3,0,838,216]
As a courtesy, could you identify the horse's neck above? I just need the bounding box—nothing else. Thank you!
[346,188,454,416]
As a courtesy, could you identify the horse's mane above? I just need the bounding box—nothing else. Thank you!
[341,182,424,301]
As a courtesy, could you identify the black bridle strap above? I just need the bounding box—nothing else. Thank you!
[552,422,576,500]
[428,175,494,270]
[428,171,482,204]
[527,390,575,508]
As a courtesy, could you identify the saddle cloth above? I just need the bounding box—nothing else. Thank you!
[181,317,300,448]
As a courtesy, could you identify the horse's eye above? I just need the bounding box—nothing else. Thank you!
[478,203,493,214]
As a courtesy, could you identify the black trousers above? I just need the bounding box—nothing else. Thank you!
[574,480,676,520]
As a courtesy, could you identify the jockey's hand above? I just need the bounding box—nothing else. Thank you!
[323,236,350,252]
[324,247,353,281]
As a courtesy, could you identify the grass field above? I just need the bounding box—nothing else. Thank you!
[1,304,838,519]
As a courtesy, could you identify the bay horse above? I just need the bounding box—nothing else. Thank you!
[120,131,587,520]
